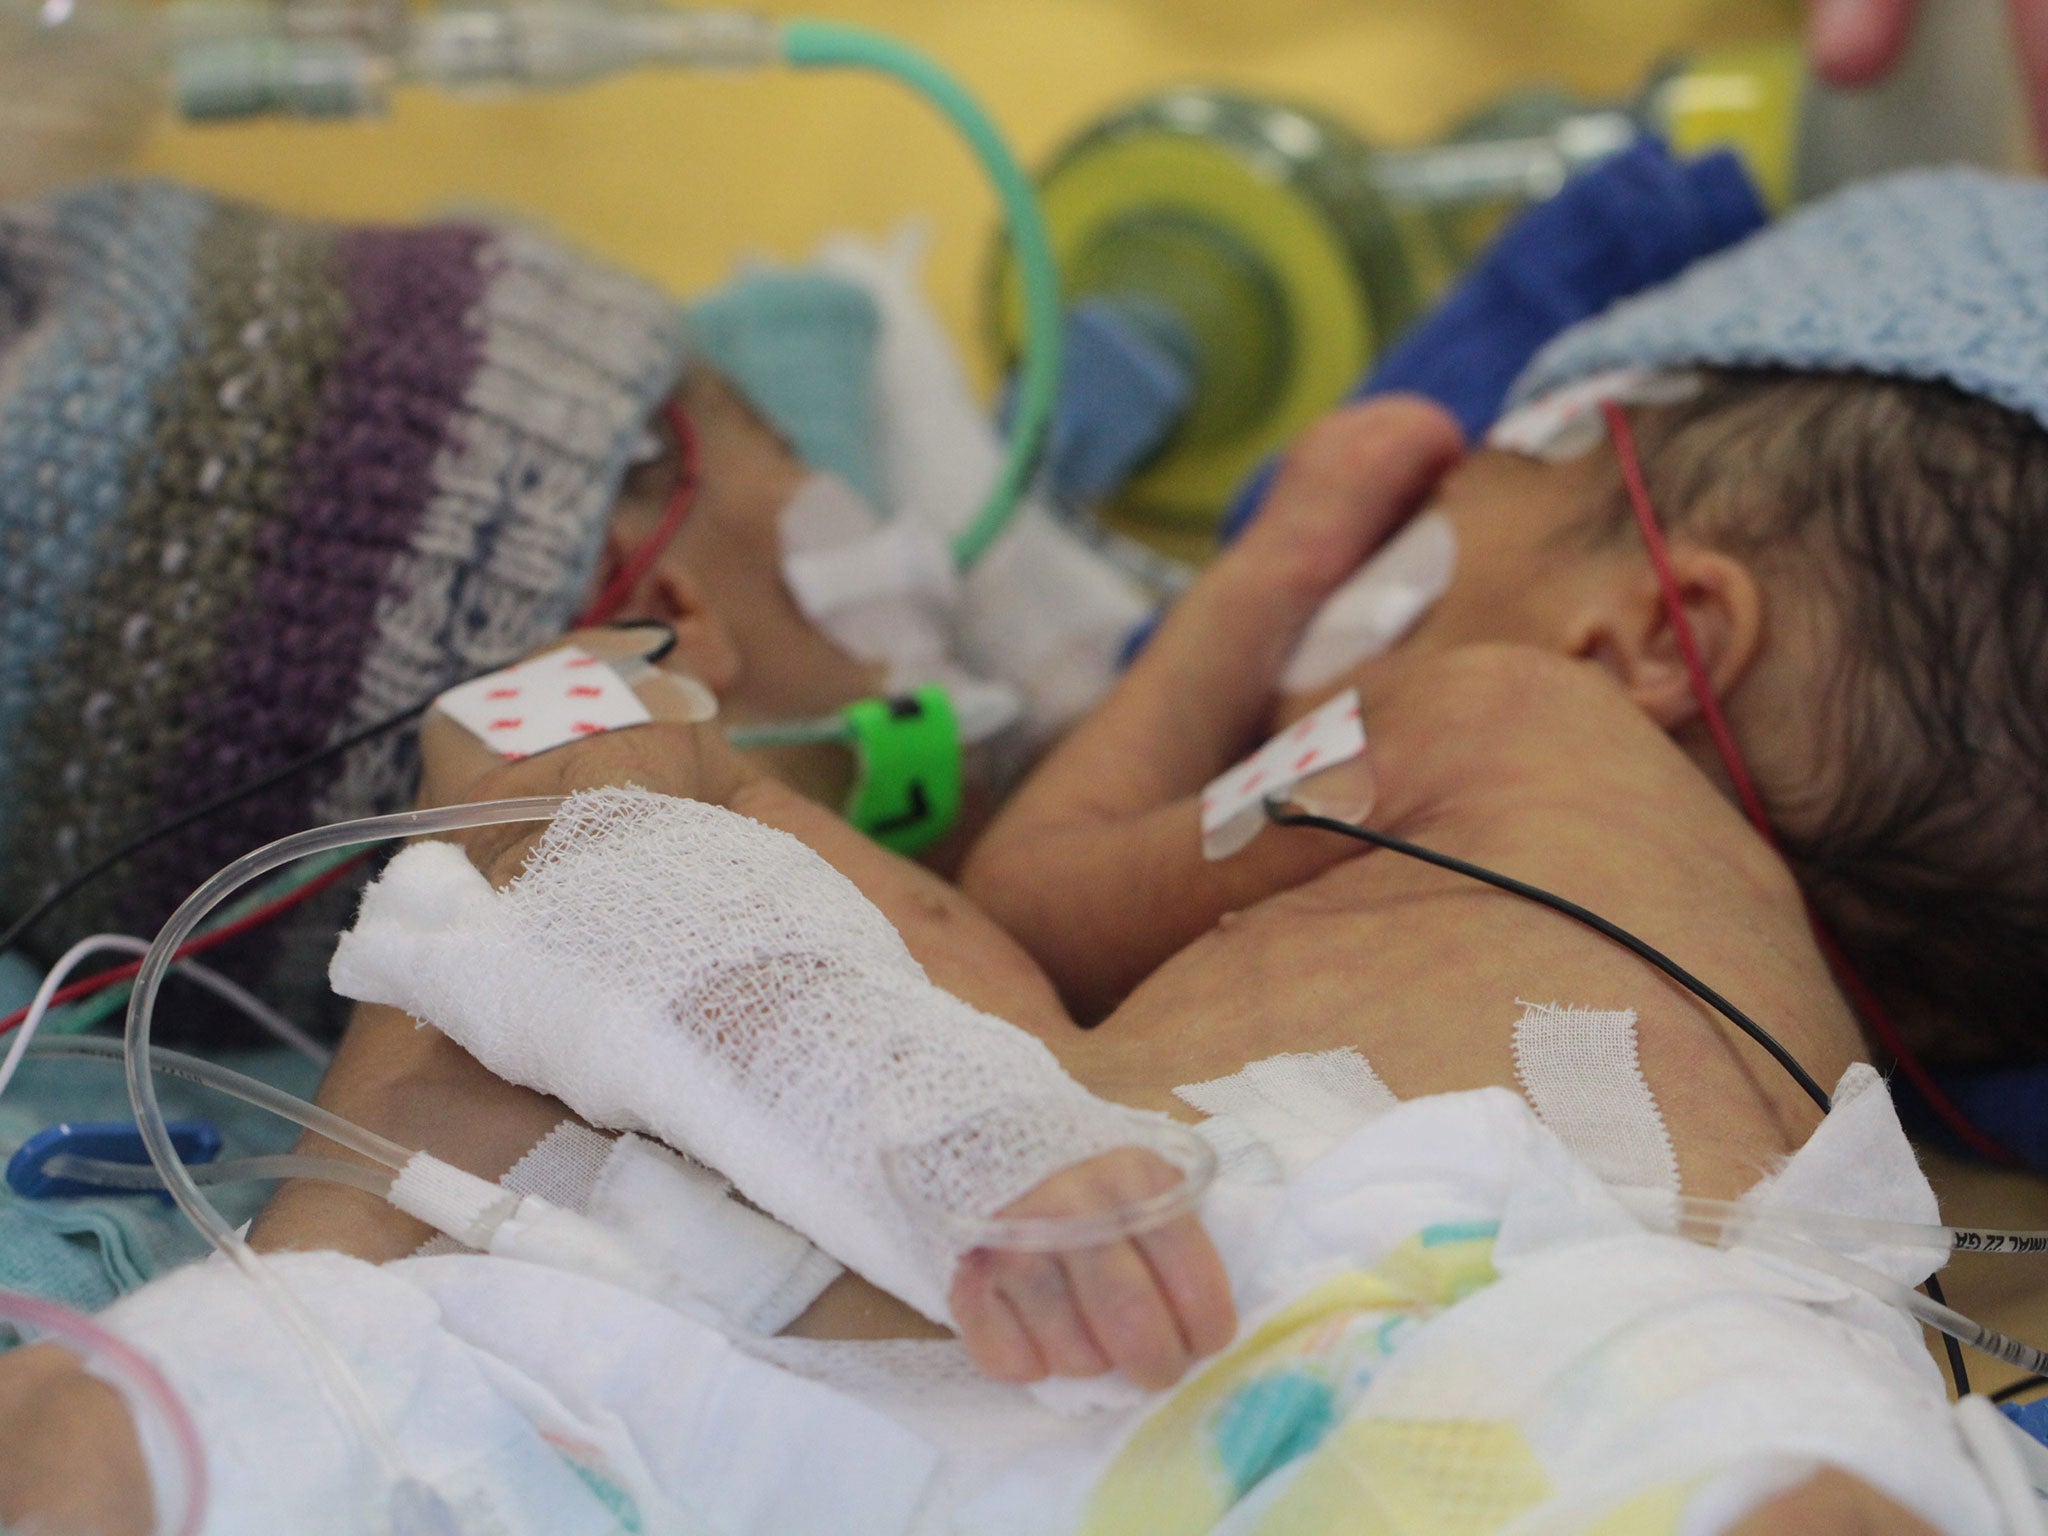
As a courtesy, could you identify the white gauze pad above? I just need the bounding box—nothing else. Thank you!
[1280,513,1455,694]
[328,787,1152,1324]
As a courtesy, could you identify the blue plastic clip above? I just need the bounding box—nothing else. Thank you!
[6,1120,224,1203]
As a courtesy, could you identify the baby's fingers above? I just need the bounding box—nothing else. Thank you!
[953,1248,1117,1382]
[1060,1237,1190,1391]
[1138,1211,1237,1360]
[950,1249,1045,1383]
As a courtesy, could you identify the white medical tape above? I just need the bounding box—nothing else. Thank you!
[413,1119,617,1259]
[1201,688,1369,861]
[1175,1048,1398,1179]
[434,645,653,761]
[586,1134,843,1336]
[1511,1000,1680,1199]
[388,1151,520,1250]
[1281,513,1456,694]
[1489,368,1704,462]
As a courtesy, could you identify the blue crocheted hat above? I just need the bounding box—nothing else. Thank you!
[1510,167,2048,429]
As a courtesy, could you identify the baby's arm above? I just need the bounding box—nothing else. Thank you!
[964,399,1464,1019]
[264,651,1228,1388]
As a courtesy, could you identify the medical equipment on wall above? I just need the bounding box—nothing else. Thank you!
[0,0,1061,576]
[988,0,2026,556]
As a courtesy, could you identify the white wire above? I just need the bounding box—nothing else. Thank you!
[0,933,329,1109]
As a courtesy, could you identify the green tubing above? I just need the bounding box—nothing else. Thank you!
[782,19,1062,570]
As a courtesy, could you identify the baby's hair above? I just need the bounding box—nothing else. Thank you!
[1606,369,2048,1070]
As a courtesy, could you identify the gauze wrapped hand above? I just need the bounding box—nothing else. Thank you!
[329,787,1163,1323]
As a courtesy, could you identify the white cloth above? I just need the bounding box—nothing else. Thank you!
[812,227,1152,741]
[93,1071,2003,1535]
[94,1250,936,1536]
[955,1080,1998,1536]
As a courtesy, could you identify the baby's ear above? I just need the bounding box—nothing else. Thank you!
[592,529,742,696]
[1565,544,1764,730]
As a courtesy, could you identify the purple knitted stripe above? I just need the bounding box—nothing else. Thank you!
[131,225,488,925]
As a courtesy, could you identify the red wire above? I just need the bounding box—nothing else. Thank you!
[0,403,697,1042]
[1601,401,2016,1165]
[0,853,370,1037]
[576,401,702,627]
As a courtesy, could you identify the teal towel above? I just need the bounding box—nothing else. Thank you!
[687,272,882,507]
[0,1045,323,1328]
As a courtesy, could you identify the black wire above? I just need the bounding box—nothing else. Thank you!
[1264,800,1979,1397]
[1264,803,1834,1113]
[1992,1373,2048,1405]
[1923,1272,1971,1398]
[0,621,679,957]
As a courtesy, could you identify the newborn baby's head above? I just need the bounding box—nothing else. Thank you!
[1287,166,2048,1073]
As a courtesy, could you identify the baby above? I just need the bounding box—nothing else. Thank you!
[0,184,1126,1026]
[8,170,2044,1535]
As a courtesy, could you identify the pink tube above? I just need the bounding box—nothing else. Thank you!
[0,1286,206,1536]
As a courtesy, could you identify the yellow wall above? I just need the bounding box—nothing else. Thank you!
[137,0,1798,366]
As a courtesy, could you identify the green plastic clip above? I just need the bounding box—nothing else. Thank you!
[842,685,962,856]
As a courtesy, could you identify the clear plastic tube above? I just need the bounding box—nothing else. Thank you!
[885,1124,1218,1253]
[41,1150,396,1199]
[121,795,565,1524]
[0,1285,207,1536]
[1615,1187,2048,1260]
[0,932,330,1095]
[727,714,852,752]
[29,1035,410,1172]
[1730,1225,2048,1377]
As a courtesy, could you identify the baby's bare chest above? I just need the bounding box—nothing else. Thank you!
[1076,848,1845,1199]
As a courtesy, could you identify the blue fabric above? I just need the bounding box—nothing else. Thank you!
[1899,1066,2048,1175]
[1035,300,1193,506]
[685,271,882,507]
[2003,1394,2048,1444]
[1512,167,2048,429]
[0,1045,321,1329]
[1220,139,1766,541]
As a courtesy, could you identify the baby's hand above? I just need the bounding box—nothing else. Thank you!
[417,628,742,812]
[418,629,759,886]
[1227,397,1463,615]
[948,1148,1235,1393]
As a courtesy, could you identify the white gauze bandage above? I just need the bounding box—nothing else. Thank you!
[329,787,1155,1324]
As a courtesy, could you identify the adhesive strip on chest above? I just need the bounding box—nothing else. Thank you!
[1175,1048,1398,1179]
[1511,1000,1680,1198]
